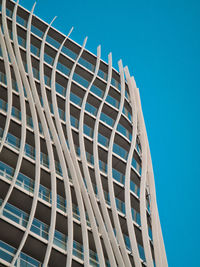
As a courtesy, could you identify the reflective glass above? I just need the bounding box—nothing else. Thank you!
[73,72,89,88]
[31,44,40,57]
[46,35,60,49]
[56,82,65,96]
[62,46,77,60]
[70,92,82,106]
[18,36,26,48]
[113,143,128,160]
[98,133,108,147]
[31,25,44,38]
[16,15,27,27]
[100,113,114,127]
[106,95,119,108]
[84,124,93,138]
[57,62,70,76]
[78,57,94,72]
[85,102,97,116]
[44,53,54,65]
[90,84,103,98]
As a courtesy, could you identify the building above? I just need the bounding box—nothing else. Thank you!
[0,0,168,266]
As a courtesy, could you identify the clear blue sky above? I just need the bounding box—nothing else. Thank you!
[19,0,200,266]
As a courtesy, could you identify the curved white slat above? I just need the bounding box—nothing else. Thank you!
[50,39,90,267]
[0,2,168,265]
[0,29,12,155]
[0,0,27,234]
[5,1,41,265]
[146,157,162,266]
[124,66,142,267]
[107,60,132,267]
[133,80,154,267]
[0,27,14,212]
[146,128,168,266]
[78,45,106,267]
[78,45,116,267]
[65,37,97,267]
[25,16,58,267]
[92,53,125,267]
[39,23,74,267]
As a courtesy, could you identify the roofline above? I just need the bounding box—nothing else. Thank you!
[10,0,122,76]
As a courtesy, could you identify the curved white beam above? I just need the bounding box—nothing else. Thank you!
[133,79,154,267]
[0,28,12,155]
[26,15,58,267]
[39,22,74,267]
[5,1,41,265]
[92,53,125,267]
[50,38,90,267]
[107,60,132,267]
[145,120,168,267]
[124,66,142,267]
[0,2,168,265]
[78,45,117,267]
[64,37,103,267]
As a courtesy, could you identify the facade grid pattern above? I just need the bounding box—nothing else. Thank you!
[0,0,168,266]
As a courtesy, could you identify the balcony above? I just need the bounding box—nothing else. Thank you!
[0,200,110,267]
[0,240,42,267]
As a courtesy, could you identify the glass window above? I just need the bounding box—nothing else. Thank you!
[56,82,65,96]
[16,15,27,27]
[99,160,107,173]
[7,133,20,149]
[85,102,97,116]
[31,44,40,57]
[73,72,89,88]
[100,113,114,127]
[113,143,128,160]
[84,124,93,138]
[57,62,70,76]
[18,36,26,48]
[70,92,82,106]
[106,95,119,108]
[33,67,39,80]
[0,98,7,112]
[62,46,77,60]
[11,107,21,120]
[59,108,65,121]
[90,84,103,98]
[41,153,49,168]
[0,72,7,85]
[44,53,54,65]
[46,35,60,49]
[70,116,79,128]
[12,79,18,92]
[138,244,145,261]
[27,116,33,128]
[112,168,125,184]
[98,133,108,147]
[0,241,15,263]
[25,144,35,159]
[31,25,44,38]
[44,75,51,86]
[98,69,107,80]
[117,123,128,138]
[78,57,94,72]
[6,8,13,18]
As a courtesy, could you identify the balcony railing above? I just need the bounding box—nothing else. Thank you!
[0,118,140,198]
[0,161,90,227]
[0,200,110,267]
[0,94,141,195]
[0,240,42,266]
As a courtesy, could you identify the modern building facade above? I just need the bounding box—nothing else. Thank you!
[0,0,167,266]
